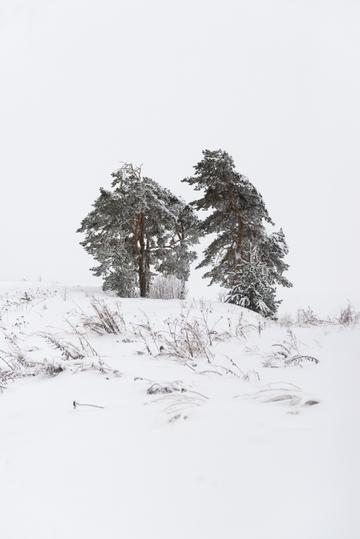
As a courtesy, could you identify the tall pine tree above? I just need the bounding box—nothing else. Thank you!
[183,150,292,317]
[78,163,200,298]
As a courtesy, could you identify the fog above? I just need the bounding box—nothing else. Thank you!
[1,0,359,314]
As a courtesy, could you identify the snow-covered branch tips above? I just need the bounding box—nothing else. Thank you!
[77,163,200,299]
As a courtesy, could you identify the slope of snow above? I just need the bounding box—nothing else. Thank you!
[0,283,358,538]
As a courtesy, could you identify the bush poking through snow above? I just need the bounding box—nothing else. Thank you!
[338,303,360,326]
[162,317,216,362]
[42,362,64,376]
[296,307,324,326]
[147,383,209,421]
[285,303,360,328]
[82,298,126,335]
[133,306,255,362]
[134,311,225,362]
[264,330,319,368]
[147,382,183,395]
[0,334,29,370]
[237,382,320,411]
[41,333,89,361]
[149,276,187,300]
[0,323,123,392]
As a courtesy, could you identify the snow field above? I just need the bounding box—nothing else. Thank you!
[0,284,358,538]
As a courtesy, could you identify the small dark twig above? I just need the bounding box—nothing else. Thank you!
[73,400,104,409]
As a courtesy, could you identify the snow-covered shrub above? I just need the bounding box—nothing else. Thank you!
[264,330,319,368]
[296,307,323,326]
[163,317,215,362]
[134,307,231,362]
[146,381,185,395]
[41,333,94,361]
[214,355,260,381]
[0,334,63,387]
[338,303,360,326]
[146,383,208,421]
[0,334,30,371]
[34,331,119,378]
[149,275,187,300]
[81,298,126,335]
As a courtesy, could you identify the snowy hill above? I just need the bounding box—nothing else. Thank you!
[0,283,358,538]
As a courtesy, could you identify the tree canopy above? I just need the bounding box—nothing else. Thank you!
[78,163,200,298]
[183,150,292,317]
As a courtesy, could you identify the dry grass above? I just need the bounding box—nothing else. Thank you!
[280,303,360,328]
[81,298,126,335]
[133,306,234,362]
[337,303,360,326]
[264,330,319,368]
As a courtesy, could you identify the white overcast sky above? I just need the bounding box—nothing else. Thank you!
[0,0,359,313]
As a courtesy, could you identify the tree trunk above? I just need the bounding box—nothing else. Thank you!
[145,236,151,296]
[138,213,147,298]
[179,278,186,300]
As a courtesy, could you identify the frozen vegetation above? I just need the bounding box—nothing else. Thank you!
[0,282,358,538]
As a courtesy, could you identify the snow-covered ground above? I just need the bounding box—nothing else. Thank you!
[0,283,358,538]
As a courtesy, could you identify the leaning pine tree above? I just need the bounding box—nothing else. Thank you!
[183,150,292,317]
[78,163,200,298]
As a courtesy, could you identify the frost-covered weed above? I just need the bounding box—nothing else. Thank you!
[40,332,96,361]
[337,303,360,326]
[284,303,360,328]
[81,298,126,335]
[264,330,319,368]
[134,306,234,362]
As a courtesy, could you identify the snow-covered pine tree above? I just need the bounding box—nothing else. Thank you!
[78,163,200,298]
[183,150,292,317]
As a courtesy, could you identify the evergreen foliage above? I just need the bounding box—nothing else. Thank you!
[183,150,292,317]
[78,163,200,298]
